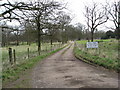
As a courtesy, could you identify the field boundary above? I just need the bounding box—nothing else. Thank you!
[73,43,119,73]
[2,44,68,86]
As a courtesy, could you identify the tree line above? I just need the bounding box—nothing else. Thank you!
[84,1,120,41]
[0,0,119,50]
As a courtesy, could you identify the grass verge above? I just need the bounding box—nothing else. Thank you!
[74,45,119,72]
[2,45,67,85]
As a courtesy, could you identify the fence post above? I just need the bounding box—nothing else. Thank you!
[98,46,100,55]
[46,45,47,52]
[9,48,13,65]
[13,49,16,64]
[55,44,56,50]
[58,43,60,48]
[28,48,29,59]
[53,44,55,51]
[74,42,76,47]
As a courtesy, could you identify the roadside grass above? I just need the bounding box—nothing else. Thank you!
[2,44,67,85]
[76,39,118,60]
[74,46,119,72]
[74,39,119,72]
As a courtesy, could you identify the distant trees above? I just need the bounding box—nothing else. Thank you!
[0,0,69,48]
[74,23,85,40]
[101,30,115,39]
[2,0,119,49]
[105,1,120,39]
[106,30,115,38]
[1,24,22,46]
[94,30,106,39]
[28,0,64,54]
[1,0,84,48]
[56,11,72,43]
[22,21,37,45]
[84,2,108,41]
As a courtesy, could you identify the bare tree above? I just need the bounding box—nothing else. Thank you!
[84,2,108,41]
[28,0,64,54]
[0,0,65,54]
[0,1,31,21]
[105,1,120,39]
[57,11,71,43]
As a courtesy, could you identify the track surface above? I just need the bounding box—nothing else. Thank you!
[31,43,118,88]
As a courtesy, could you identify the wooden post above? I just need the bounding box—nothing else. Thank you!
[87,47,88,51]
[28,48,29,59]
[58,43,59,49]
[96,48,98,54]
[99,45,100,55]
[83,44,84,51]
[46,45,47,52]
[9,48,13,65]
[54,44,55,50]
[58,43,60,48]
[13,49,16,64]
[85,44,86,51]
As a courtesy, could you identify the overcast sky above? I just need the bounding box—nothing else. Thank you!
[62,0,118,31]
[0,0,118,31]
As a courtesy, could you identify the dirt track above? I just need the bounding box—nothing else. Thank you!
[31,43,118,88]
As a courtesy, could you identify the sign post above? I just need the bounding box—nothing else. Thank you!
[86,42,98,48]
[86,42,99,54]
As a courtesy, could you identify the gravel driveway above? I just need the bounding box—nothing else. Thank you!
[31,43,118,88]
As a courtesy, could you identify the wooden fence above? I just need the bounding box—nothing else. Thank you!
[3,43,64,70]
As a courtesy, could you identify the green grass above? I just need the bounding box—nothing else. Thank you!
[76,39,118,60]
[77,39,115,44]
[2,45,67,85]
[76,40,87,44]
[2,42,62,70]
[74,46,119,72]
[74,39,119,72]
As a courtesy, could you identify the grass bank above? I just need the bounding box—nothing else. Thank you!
[3,44,67,85]
[74,39,119,72]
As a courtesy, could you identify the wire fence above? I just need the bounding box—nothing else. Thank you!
[2,42,65,71]
[75,40,118,61]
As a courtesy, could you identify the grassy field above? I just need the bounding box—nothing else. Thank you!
[2,42,62,70]
[74,39,119,72]
[2,45,67,86]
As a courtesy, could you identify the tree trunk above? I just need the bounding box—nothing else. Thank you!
[50,39,53,45]
[91,31,94,42]
[2,31,6,47]
[27,30,29,45]
[37,16,41,55]
[16,31,19,46]
[118,3,120,39]
[16,36,19,46]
